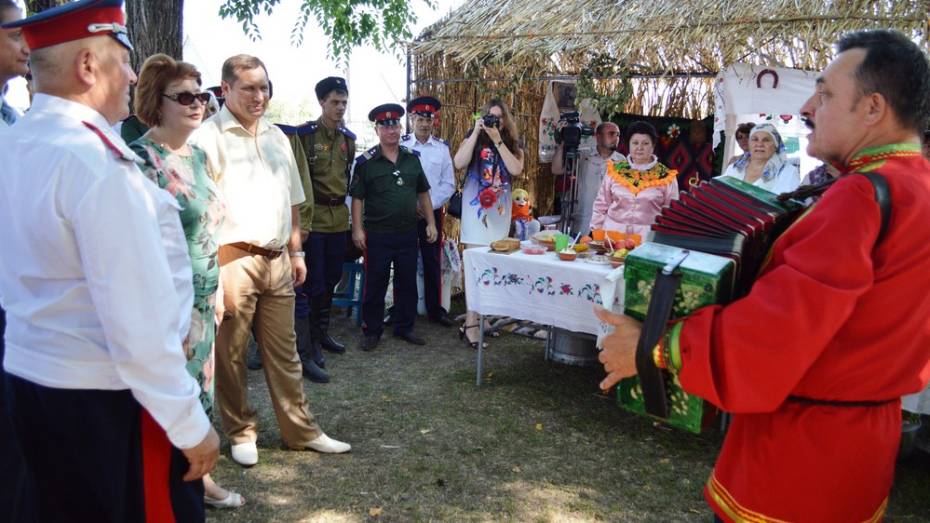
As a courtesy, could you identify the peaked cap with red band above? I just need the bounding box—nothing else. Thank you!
[2,0,132,51]
[368,103,404,125]
[407,96,441,117]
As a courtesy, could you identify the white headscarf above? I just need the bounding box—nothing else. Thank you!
[733,123,788,182]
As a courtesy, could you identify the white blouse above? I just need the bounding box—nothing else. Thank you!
[718,161,801,195]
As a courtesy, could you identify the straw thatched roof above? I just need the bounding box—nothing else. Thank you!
[412,0,929,75]
[410,0,929,226]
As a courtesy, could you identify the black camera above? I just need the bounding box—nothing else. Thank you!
[482,114,501,128]
[556,111,594,152]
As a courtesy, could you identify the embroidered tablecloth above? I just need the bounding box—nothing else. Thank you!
[463,248,624,336]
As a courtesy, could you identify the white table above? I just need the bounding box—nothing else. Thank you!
[463,247,625,386]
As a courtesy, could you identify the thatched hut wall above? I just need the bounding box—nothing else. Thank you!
[412,55,556,236]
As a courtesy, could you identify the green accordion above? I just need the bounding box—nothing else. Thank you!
[616,176,803,433]
[618,243,736,433]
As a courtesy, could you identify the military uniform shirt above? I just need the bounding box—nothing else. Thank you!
[306,118,351,233]
[350,146,430,234]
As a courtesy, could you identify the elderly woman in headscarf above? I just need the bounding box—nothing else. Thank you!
[718,123,800,194]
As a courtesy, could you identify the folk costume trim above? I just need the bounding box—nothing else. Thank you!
[705,456,889,523]
[706,473,791,523]
[842,142,922,174]
[606,160,677,196]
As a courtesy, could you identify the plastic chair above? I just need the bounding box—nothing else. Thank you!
[332,261,364,326]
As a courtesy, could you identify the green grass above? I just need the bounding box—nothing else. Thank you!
[207,297,930,522]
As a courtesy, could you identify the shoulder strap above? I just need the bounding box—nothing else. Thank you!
[339,126,356,141]
[859,172,891,246]
[82,121,144,165]
[342,127,356,193]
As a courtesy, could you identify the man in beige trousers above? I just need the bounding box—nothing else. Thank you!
[194,54,350,466]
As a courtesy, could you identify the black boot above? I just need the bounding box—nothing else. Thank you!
[246,334,262,370]
[295,316,329,383]
[316,292,346,354]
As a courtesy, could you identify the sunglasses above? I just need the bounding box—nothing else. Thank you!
[163,92,212,106]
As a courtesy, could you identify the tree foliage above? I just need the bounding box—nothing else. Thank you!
[217,0,428,61]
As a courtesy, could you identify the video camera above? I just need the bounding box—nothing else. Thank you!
[482,114,501,128]
[556,111,594,152]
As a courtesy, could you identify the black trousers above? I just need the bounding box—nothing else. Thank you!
[362,229,418,338]
[417,208,446,319]
[0,307,37,522]
[295,231,348,318]
[4,374,205,522]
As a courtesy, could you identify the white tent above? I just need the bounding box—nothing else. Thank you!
[713,63,820,176]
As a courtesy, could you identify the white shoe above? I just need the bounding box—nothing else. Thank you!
[230,441,258,467]
[307,433,351,454]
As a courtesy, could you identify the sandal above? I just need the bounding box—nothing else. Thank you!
[205,491,246,509]
[458,324,489,350]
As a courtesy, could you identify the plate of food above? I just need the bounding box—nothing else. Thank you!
[584,254,612,265]
[490,237,521,253]
[532,231,558,251]
[610,248,629,268]
[586,240,609,254]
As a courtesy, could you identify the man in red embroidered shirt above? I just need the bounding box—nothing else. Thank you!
[597,29,930,522]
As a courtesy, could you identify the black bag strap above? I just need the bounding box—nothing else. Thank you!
[860,172,891,245]
[634,250,689,419]
[344,135,356,195]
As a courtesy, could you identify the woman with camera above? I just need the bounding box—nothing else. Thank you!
[453,99,524,349]
[589,121,679,239]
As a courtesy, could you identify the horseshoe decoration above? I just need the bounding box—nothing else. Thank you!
[756,69,780,89]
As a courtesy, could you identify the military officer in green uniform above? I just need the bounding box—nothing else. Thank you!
[351,103,437,351]
[277,76,355,382]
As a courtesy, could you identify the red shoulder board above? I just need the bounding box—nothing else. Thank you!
[82,121,143,164]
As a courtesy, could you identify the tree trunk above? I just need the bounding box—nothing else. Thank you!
[24,0,67,14]
[126,0,184,72]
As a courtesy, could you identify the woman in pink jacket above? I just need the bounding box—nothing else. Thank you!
[589,121,679,238]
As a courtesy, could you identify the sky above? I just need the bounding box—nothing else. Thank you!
[8,0,462,144]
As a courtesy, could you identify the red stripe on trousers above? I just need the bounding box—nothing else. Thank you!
[141,410,176,523]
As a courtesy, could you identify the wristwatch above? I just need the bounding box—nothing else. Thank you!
[289,251,306,258]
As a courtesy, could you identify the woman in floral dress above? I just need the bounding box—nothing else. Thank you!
[130,54,241,509]
[453,99,524,348]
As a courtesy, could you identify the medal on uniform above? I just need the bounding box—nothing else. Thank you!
[393,169,403,186]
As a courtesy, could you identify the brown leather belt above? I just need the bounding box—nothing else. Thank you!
[223,242,285,259]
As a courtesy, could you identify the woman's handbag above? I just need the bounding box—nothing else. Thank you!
[447,188,463,219]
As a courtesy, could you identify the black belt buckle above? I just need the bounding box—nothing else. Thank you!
[316,195,346,207]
